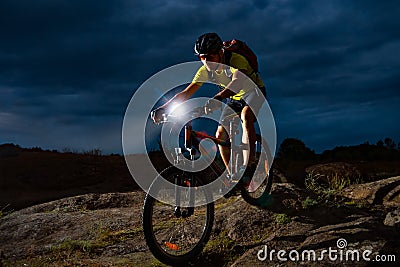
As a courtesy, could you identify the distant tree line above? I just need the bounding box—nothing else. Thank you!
[277,137,400,162]
[0,143,106,157]
[2,137,400,161]
[277,138,316,160]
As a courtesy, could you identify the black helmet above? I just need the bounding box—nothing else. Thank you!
[194,33,223,56]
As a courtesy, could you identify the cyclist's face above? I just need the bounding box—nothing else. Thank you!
[199,53,219,62]
[199,52,221,71]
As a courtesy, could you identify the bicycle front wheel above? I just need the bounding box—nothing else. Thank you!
[240,134,274,207]
[143,167,214,266]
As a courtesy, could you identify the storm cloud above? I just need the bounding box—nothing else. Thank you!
[1,0,399,153]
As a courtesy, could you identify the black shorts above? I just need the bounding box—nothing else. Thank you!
[220,86,266,126]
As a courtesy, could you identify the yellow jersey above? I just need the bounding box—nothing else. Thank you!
[192,52,264,100]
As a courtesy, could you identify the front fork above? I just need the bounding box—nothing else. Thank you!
[173,145,194,218]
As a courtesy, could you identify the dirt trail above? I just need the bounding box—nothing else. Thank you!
[1,178,400,266]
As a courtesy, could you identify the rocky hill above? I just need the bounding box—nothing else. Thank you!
[1,177,399,266]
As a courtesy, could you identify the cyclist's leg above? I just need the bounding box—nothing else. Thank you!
[216,126,230,173]
[241,87,266,168]
[241,106,256,166]
[218,98,244,173]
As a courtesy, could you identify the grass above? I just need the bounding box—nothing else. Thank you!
[98,227,143,243]
[305,170,361,204]
[12,224,156,267]
[204,230,233,253]
[344,200,369,209]
[51,239,100,254]
[214,196,237,210]
[50,225,143,257]
[274,213,292,225]
[251,229,273,243]
[148,260,170,267]
[203,229,238,264]
[302,197,318,209]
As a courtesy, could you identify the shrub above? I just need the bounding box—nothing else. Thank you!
[274,213,291,225]
[302,197,318,209]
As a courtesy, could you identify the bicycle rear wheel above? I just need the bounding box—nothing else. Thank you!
[240,134,274,207]
[143,167,214,266]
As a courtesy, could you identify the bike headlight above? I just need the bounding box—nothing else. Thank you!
[169,102,186,119]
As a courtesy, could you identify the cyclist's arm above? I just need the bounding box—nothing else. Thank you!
[215,69,247,99]
[159,82,201,110]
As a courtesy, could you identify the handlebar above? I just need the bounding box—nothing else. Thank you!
[154,106,210,124]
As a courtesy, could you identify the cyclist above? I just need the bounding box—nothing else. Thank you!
[152,32,267,180]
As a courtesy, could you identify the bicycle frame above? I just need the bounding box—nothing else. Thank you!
[182,115,245,179]
[172,118,231,217]
[163,107,255,216]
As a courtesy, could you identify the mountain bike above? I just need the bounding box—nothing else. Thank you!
[143,105,273,266]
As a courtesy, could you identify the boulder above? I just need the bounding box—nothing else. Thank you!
[384,209,400,229]
[340,176,400,208]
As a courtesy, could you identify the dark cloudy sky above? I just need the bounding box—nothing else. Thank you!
[1,0,399,154]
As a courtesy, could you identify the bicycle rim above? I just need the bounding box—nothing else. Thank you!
[143,167,214,265]
[241,134,273,207]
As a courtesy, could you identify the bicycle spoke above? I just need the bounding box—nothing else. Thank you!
[151,200,209,255]
[143,167,214,265]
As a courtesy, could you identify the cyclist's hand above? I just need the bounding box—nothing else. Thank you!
[205,96,222,114]
[151,107,166,124]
